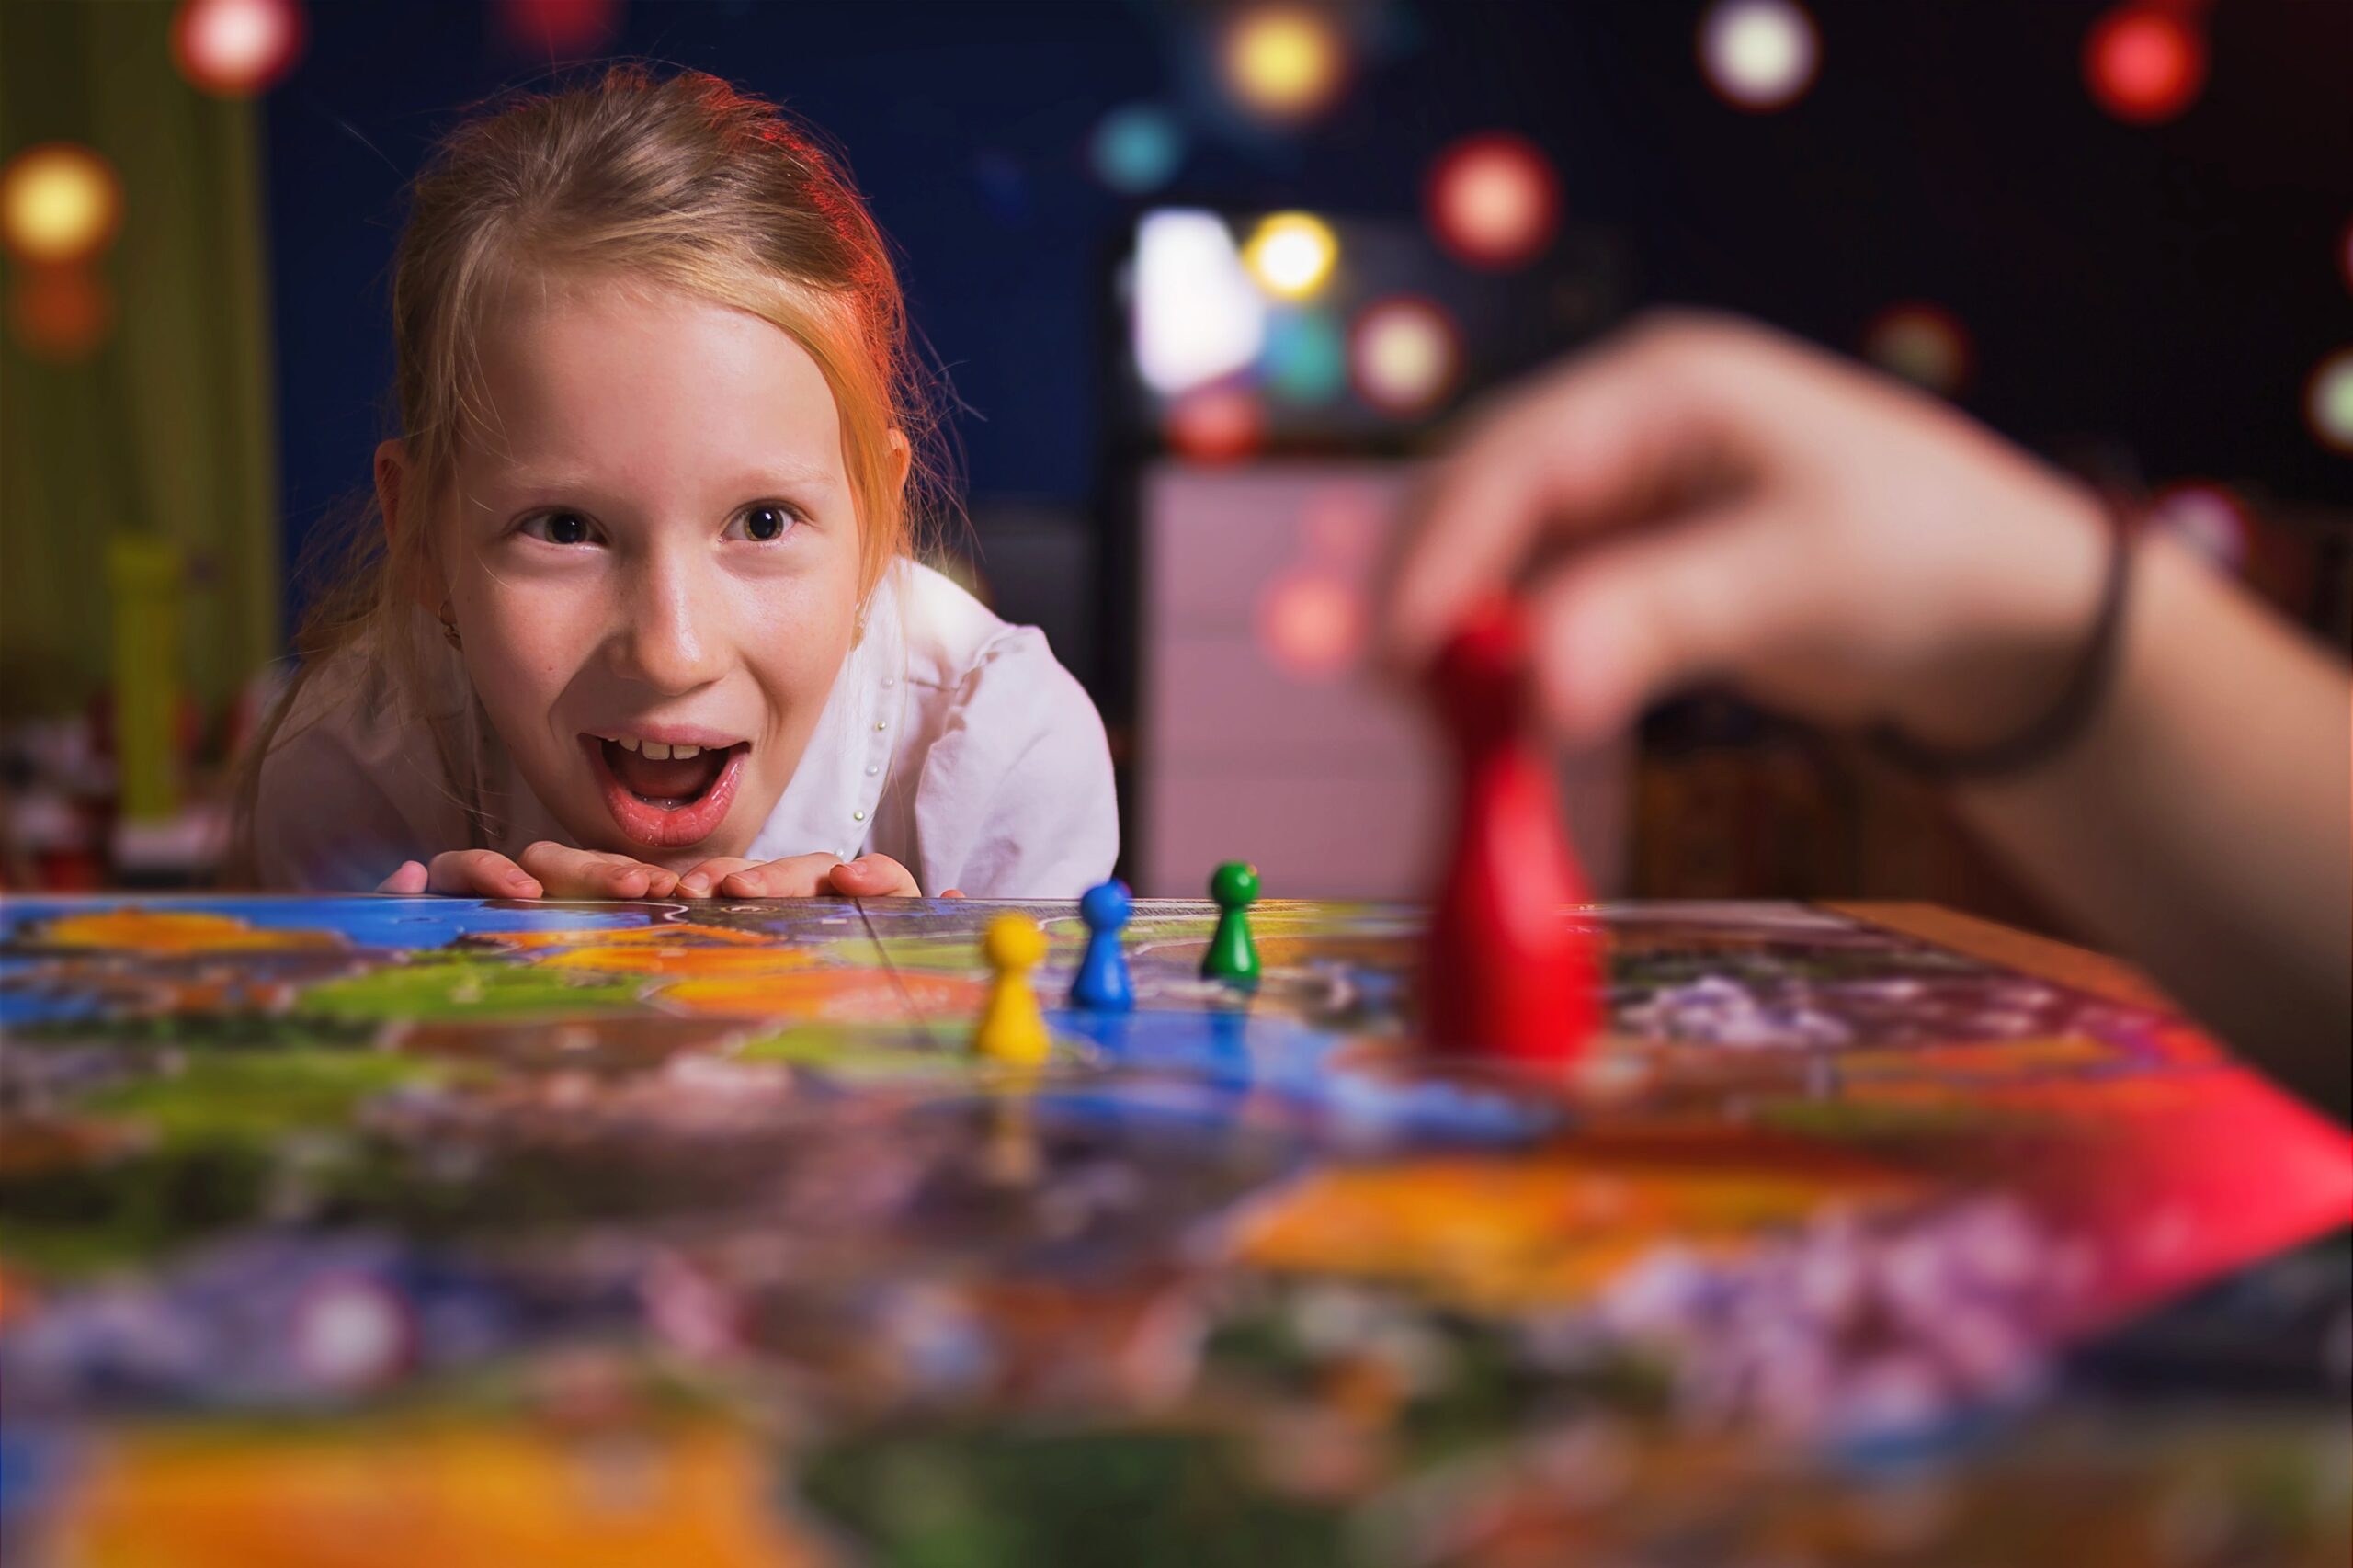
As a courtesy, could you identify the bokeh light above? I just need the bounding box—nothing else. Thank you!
[1862,302,1972,396]
[2149,482,2249,573]
[1699,0,1820,112]
[2307,348,2353,455]
[8,266,115,363]
[170,0,306,97]
[0,145,122,267]
[1427,132,1561,270]
[1222,6,1347,122]
[1243,212,1338,301]
[1257,570,1364,679]
[1089,104,1185,194]
[1350,296,1461,416]
[494,0,621,58]
[1133,210,1265,397]
[1167,384,1264,464]
[1263,309,1347,404]
[291,1276,413,1392]
[2084,5,2205,125]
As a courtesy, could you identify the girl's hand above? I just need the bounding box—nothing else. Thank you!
[376,843,677,899]
[377,850,540,898]
[1380,312,2109,753]
[675,852,924,899]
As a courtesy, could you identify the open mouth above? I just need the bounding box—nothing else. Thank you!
[580,733,748,849]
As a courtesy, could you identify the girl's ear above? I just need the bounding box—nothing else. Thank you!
[886,428,913,495]
[375,438,438,612]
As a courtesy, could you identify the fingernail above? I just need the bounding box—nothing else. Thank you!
[512,878,542,897]
[680,876,710,897]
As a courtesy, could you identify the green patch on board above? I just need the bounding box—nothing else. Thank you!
[297,955,645,1022]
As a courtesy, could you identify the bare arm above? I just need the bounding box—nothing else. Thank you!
[1381,312,2351,1113]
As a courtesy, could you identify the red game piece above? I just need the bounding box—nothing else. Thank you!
[1421,597,1600,1066]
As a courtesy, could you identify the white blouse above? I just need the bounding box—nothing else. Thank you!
[252,561,1119,898]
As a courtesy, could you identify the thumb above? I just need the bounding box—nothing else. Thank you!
[1526,502,1800,744]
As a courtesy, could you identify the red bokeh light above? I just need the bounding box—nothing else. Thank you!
[8,266,114,362]
[2084,6,2206,125]
[1427,133,1561,271]
[1166,385,1264,464]
[170,0,306,98]
[496,0,622,58]
[1257,570,1365,679]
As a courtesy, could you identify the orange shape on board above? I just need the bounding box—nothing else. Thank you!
[488,923,773,951]
[46,1420,816,1568]
[538,944,825,978]
[31,910,342,955]
[1229,1135,1919,1309]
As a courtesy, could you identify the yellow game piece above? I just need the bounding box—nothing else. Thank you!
[973,915,1051,1066]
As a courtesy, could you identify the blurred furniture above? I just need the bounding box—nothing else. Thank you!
[1133,460,1627,900]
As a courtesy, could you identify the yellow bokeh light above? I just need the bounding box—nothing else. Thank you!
[1224,6,1346,119]
[0,143,122,267]
[1244,212,1338,300]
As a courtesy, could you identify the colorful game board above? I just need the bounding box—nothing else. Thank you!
[3,895,2348,1567]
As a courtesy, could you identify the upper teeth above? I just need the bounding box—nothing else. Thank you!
[612,736,701,761]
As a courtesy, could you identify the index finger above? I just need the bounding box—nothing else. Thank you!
[1378,315,1745,670]
[825,854,923,898]
[517,841,676,901]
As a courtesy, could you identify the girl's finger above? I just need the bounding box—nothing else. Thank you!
[377,860,429,894]
[677,858,759,898]
[517,840,673,900]
[517,840,611,898]
[587,854,677,900]
[427,848,541,898]
[718,854,843,899]
[825,854,922,898]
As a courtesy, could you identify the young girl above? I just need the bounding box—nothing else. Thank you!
[237,69,1116,902]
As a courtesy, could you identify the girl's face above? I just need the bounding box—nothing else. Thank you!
[418,279,867,869]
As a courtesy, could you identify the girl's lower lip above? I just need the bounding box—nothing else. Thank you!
[581,736,746,849]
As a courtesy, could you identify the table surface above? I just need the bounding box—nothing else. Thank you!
[2,894,2348,1567]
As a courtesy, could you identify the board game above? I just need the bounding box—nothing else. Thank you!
[3,893,2349,1567]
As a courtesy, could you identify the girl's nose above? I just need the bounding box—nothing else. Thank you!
[608,551,723,694]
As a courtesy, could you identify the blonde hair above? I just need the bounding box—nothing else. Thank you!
[229,67,938,881]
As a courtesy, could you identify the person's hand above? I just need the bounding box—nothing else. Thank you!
[674,851,926,899]
[1381,312,2112,751]
[376,842,679,899]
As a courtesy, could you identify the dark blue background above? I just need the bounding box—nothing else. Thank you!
[264,0,2353,599]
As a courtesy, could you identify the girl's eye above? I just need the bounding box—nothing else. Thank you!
[734,505,797,542]
[521,512,596,546]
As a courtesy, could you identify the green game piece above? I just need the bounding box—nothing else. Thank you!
[1202,861,1261,988]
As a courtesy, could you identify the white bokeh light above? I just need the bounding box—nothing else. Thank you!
[1133,211,1266,397]
[2308,348,2353,454]
[1700,0,1821,112]
[1350,297,1460,415]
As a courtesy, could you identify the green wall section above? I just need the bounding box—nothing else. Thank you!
[1,0,281,717]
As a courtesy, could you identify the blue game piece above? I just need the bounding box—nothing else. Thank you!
[1070,879,1134,1012]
